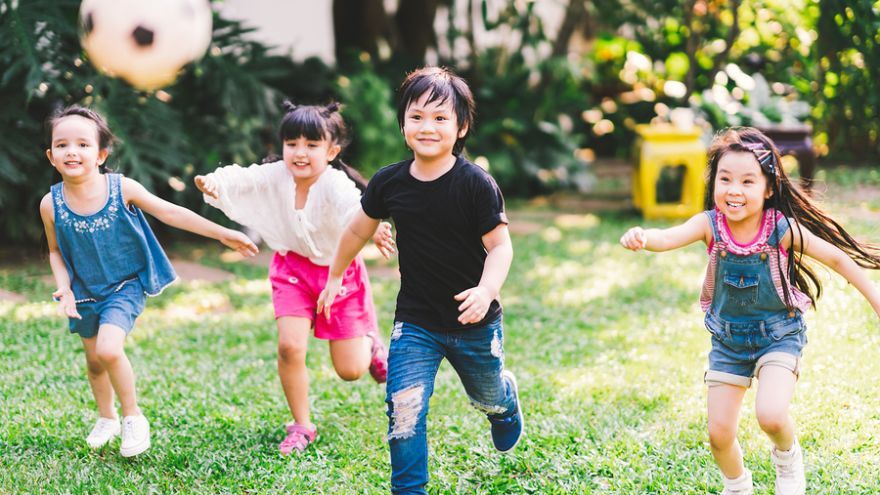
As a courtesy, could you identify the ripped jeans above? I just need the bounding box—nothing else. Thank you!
[385,316,517,495]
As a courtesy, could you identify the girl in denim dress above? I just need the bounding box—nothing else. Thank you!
[39,106,258,457]
[621,127,880,495]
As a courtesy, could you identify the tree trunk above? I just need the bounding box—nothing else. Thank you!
[332,0,389,67]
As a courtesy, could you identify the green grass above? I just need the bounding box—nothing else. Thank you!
[2,174,879,494]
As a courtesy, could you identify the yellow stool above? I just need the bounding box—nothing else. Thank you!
[633,124,707,219]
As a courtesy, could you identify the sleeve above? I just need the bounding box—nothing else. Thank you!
[473,172,509,236]
[328,170,363,227]
[361,167,390,220]
[203,161,275,224]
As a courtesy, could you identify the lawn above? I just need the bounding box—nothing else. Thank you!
[1,167,879,494]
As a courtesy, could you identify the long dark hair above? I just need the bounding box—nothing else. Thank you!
[46,105,118,173]
[705,127,880,308]
[276,101,367,191]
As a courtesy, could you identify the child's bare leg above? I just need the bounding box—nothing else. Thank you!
[81,336,116,418]
[277,316,312,428]
[755,366,797,449]
[95,324,140,417]
[328,336,371,381]
[707,383,748,478]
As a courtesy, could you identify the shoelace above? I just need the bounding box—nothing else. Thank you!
[776,460,797,479]
[123,419,138,439]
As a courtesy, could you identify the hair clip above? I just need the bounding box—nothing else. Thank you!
[282,100,298,113]
[742,141,777,176]
[325,102,340,113]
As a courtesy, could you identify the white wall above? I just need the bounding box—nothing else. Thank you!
[216,0,335,62]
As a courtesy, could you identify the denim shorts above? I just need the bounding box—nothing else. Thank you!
[70,279,147,339]
[704,310,807,388]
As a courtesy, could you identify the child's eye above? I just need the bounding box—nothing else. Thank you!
[719,177,729,183]
[436,116,447,121]
[410,115,421,120]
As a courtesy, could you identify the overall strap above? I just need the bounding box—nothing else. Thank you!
[705,209,721,248]
[767,212,793,248]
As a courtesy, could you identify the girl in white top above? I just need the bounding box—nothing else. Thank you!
[195,102,393,454]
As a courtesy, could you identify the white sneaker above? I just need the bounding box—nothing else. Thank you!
[771,439,806,495]
[721,468,754,495]
[120,414,151,457]
[86,417,120,448]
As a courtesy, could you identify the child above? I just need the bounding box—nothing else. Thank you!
[194,102,393,455]
[620,127,880,495]
[40,105,259,457]
[318,67,524,495]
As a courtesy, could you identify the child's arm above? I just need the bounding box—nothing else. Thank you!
[454,223,514,324]
[39,194,81,319]
[317,209,381,318]
[620,213,711,252]
[788,225,880,317]
[121,178,259,257]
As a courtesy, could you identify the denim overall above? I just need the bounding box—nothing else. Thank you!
[52,174,177,336]
[703,209,808,386]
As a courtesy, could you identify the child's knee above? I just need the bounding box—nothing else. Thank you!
[85,356,105,376]
[95,343,124,365]
[707,420,737,449]
[387,384,425,441]
[334,363,365,381]
[277,339,307,363]
[755,406,789,435]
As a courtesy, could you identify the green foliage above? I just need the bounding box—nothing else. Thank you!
[335,67,404,178]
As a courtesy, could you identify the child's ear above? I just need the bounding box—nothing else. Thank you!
[45,149,53,164]
[765,185,774,199]
[457,122,469,139]
[97,148,109,165]
[327,144,341,162]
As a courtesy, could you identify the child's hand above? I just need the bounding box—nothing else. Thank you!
[372,221,395,259]
[620,227,648,251]
[52,288,81,319]
[220,229,259,257]
[454,286,493,324]
[194,175,219,199]
[317,276,343,320]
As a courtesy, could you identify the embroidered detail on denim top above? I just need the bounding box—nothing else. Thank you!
[54,176,120,234]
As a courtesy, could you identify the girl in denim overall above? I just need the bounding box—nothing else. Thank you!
[40,106,258,457]
[621,127,880,495]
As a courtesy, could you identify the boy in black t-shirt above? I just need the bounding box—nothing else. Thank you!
[318,67,523,495]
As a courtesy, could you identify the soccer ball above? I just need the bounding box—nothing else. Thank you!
[79,0,213,90]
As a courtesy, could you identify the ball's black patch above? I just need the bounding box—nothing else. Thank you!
[132,26,154,47]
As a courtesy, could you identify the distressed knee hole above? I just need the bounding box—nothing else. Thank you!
[490,329,503,360]
[388,385,423,440]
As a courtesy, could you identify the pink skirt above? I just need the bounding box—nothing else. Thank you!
[269,251,378,340]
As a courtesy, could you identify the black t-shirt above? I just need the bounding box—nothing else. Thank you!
[362,156,509,331]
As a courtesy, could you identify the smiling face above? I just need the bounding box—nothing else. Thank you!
[46,115,108,181]
[282,135,340,186]
[713,151,773,223]
[402,92,468,163]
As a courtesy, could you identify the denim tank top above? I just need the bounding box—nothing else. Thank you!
[700,208,811,322]
[51,173,177,302]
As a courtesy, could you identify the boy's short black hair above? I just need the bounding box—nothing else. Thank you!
[396,66,476,156]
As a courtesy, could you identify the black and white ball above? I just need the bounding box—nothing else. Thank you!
[79,0,213,90]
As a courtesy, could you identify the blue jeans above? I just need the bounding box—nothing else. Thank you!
[385,317,517,495]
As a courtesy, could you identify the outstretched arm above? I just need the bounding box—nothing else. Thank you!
[620,213,711,252]
[317,209,380,318]
[454,223,513,324]
[122,178,258,257]
[39,194,80,319]
[789,225,880,317]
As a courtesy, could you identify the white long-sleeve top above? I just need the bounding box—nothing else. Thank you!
[203,160,361,266]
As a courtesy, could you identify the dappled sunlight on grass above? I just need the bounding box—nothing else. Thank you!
[10,302,57,322]
[554,213,601,230]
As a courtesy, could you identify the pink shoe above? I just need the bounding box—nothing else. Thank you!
[278,423,317,455]
[368,334,388,384]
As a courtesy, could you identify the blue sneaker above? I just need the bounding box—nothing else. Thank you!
[489,370,523,452]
